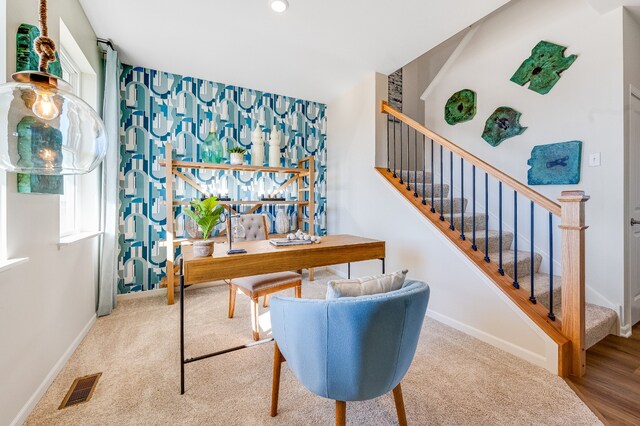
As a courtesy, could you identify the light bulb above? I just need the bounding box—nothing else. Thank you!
[32,90,60,120]
[38,148,57,169]
[269,0,289,13]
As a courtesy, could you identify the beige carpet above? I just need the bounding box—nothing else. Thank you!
[26,270,600,425]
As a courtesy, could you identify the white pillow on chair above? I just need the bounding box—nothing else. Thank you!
[326,270,408,299]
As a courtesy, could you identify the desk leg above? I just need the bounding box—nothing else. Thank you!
[180,259,185,395]
[381,258,385,274]
[347,263,351,279]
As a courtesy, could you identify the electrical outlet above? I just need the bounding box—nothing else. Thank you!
[588,152,601,167]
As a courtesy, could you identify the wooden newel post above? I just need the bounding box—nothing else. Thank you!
[558,190,589,377]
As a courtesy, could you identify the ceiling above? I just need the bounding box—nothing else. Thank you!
[79,0,512,103]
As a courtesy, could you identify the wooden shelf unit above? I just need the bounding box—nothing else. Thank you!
[163,142,316,304]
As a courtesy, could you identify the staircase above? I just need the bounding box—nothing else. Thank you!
[409,171,618,350]
[379,101,618,377]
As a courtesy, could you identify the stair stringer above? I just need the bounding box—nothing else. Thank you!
[375,167,569,374]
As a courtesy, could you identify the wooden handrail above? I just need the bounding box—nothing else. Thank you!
[381,101,561,216]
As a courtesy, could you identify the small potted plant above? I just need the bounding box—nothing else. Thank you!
[228,146,247,165]
[184,196,224,257]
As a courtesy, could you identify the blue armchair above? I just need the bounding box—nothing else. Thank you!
[269,280,430,425]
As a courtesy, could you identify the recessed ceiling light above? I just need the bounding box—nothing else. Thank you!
[269,0,289,13]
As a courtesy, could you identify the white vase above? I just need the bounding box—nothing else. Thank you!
[193,240,214,257]
[230,152,244,165]
[251,126,264,166]
[275,207,289,234]
[269,127,281,167]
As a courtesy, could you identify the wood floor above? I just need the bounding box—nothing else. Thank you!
[567,323,640,425]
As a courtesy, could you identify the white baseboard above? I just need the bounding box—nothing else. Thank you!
[10,313,97,426]
[426,308,549,370]
[326,266,348,279]
[117,287,167,300]
[116,280,229,301]
[620,323,633,338]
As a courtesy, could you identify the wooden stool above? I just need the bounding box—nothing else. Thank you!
[228,271,302,340]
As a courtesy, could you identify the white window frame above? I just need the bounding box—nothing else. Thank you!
[58,47,82,237]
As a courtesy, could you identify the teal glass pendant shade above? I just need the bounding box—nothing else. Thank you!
[0,71,107,175]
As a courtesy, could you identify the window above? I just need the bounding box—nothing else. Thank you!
[59,48,81,236]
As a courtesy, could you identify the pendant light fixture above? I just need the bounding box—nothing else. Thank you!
[0,0,107,175]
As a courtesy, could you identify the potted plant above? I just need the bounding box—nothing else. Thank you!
[228,146,247,165]
[184,196,224,257]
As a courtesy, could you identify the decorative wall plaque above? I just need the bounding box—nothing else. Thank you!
[481,107,527,147]
[510,40,577,95]
[444,89,477,125]
[527,141,582,185]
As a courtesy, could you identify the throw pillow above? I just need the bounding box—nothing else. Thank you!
[326,269,408,299]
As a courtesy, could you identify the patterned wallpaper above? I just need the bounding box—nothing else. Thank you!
[118,65,327,293]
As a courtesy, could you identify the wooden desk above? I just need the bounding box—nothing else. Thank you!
[181,234,385,284]
[179,234,385,394]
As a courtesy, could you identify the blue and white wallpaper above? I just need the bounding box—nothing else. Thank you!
[118,65,327,293]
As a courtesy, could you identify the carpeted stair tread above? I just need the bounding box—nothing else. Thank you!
[556,303,618,349]
[433,197,468,215]
[449,212,488,231]
[522,273,563,310]
[474,230,514,254]
[497,250,543,279]
[410,170,433,184]
[415,183,450,199]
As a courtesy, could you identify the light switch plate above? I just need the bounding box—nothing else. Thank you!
[588,152,601,167]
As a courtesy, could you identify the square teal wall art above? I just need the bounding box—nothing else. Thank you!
[119,65,327,293]
[16,23,64,194]
[527,141,582,185]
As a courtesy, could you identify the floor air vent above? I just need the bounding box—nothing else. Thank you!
[59,373,102,409]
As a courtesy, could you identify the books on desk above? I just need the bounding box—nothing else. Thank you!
[269,238,313,247]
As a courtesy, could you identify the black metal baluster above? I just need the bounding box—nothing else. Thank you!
[548,213,555,320]
[386,117,390,172]
[449,152,454,230]
[530,201,537,304]
[399,123,404,184]
[439,145,444,221]
[472,166,477,251]
[406,127,411,190]
[413,129,418,196]
[460,158,465,240]
[513,191,519,289]
[498,182,504,275]
[392,118,397,178]
[484,173,490,262]
[430,140,435,213]
[422,135,427,205]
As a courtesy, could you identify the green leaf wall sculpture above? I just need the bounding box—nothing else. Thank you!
[510,40,577,95]
[444,89,477,125]
[481,107,527,147]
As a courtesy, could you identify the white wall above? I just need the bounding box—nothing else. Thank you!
[623,8,640,330]
[328,72,560,373]
[0,1,102,424]
[421,0,626,325]
[402,29,469,123]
